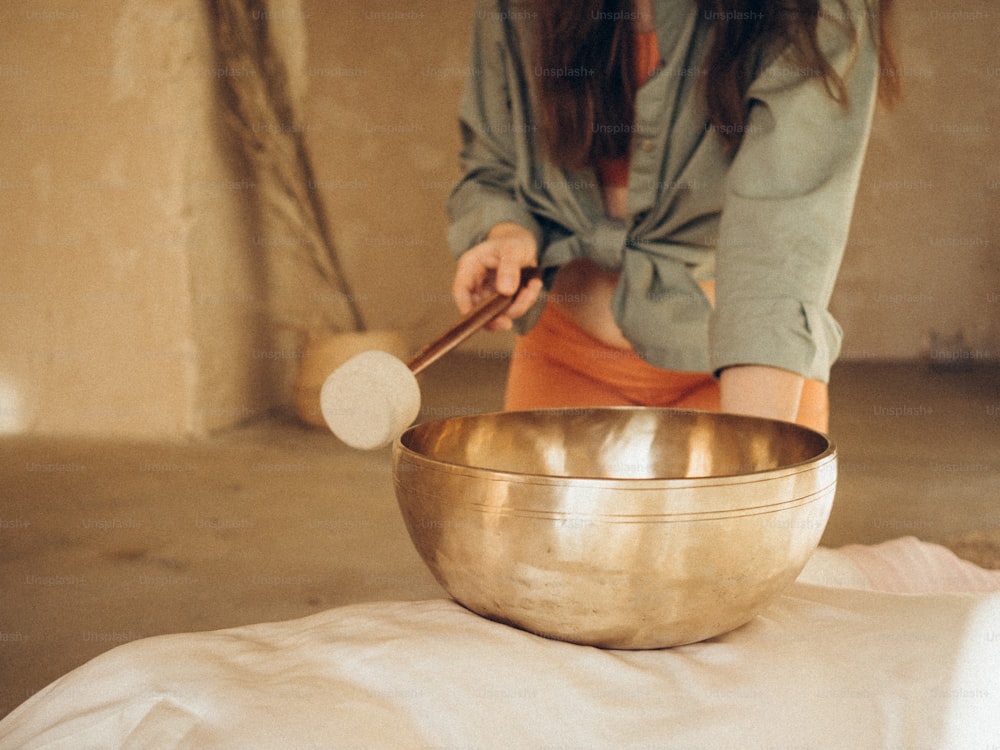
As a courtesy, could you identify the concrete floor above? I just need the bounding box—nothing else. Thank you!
[1,357,998,718]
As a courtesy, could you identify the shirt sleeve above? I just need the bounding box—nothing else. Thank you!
[446,0,545,259]
[708,1,881,382]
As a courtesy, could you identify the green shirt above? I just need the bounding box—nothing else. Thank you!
[447,0,880,382]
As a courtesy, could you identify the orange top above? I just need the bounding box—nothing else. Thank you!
[596,30,661,188]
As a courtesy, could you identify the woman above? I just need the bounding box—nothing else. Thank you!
[447,0,898,433]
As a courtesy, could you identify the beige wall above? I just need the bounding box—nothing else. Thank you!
[838,1,1000,363]
[2,1,200,437]
[299,0,475,342]
[1,0,997,438]
[0,0,288,438]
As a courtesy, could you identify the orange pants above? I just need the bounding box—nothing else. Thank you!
[504,303,829,433]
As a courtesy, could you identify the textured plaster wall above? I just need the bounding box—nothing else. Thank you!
[0,0,286,437]
[836,1,1000,363]
[299,0,479,349]
[1,1,198,436]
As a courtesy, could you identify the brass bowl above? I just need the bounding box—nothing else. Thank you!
[392,408,836,649]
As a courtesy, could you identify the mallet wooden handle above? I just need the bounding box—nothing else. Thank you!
[406,268,541,376]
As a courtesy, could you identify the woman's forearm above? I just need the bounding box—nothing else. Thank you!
[719,365,804,424]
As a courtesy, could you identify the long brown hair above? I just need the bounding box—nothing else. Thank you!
[532,0,900,167]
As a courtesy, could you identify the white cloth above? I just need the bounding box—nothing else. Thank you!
[2,538,999,749]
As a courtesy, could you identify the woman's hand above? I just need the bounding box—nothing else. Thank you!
[452,222,544,331]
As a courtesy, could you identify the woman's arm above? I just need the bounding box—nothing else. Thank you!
[446,3,545,330]
[719,365,804,424]
[447,2,545,265]
[709,0,882,385]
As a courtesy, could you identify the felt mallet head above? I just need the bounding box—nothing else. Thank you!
[320,349,421,450]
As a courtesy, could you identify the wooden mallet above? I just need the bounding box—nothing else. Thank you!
[320,269,539,449]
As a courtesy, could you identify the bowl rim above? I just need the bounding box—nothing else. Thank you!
[394,406,837,488]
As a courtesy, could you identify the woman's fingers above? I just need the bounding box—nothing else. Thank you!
[482,275,543,332]
[493,252,525,297]
[505,275,543,319]
[451,251,492,314]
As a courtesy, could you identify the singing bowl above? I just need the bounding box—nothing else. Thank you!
[392,408,836,649]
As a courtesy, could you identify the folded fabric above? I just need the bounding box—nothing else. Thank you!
[1,538,998,750]
[836,535,1000,593]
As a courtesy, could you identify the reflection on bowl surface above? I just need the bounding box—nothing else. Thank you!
[392,408,837,649]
